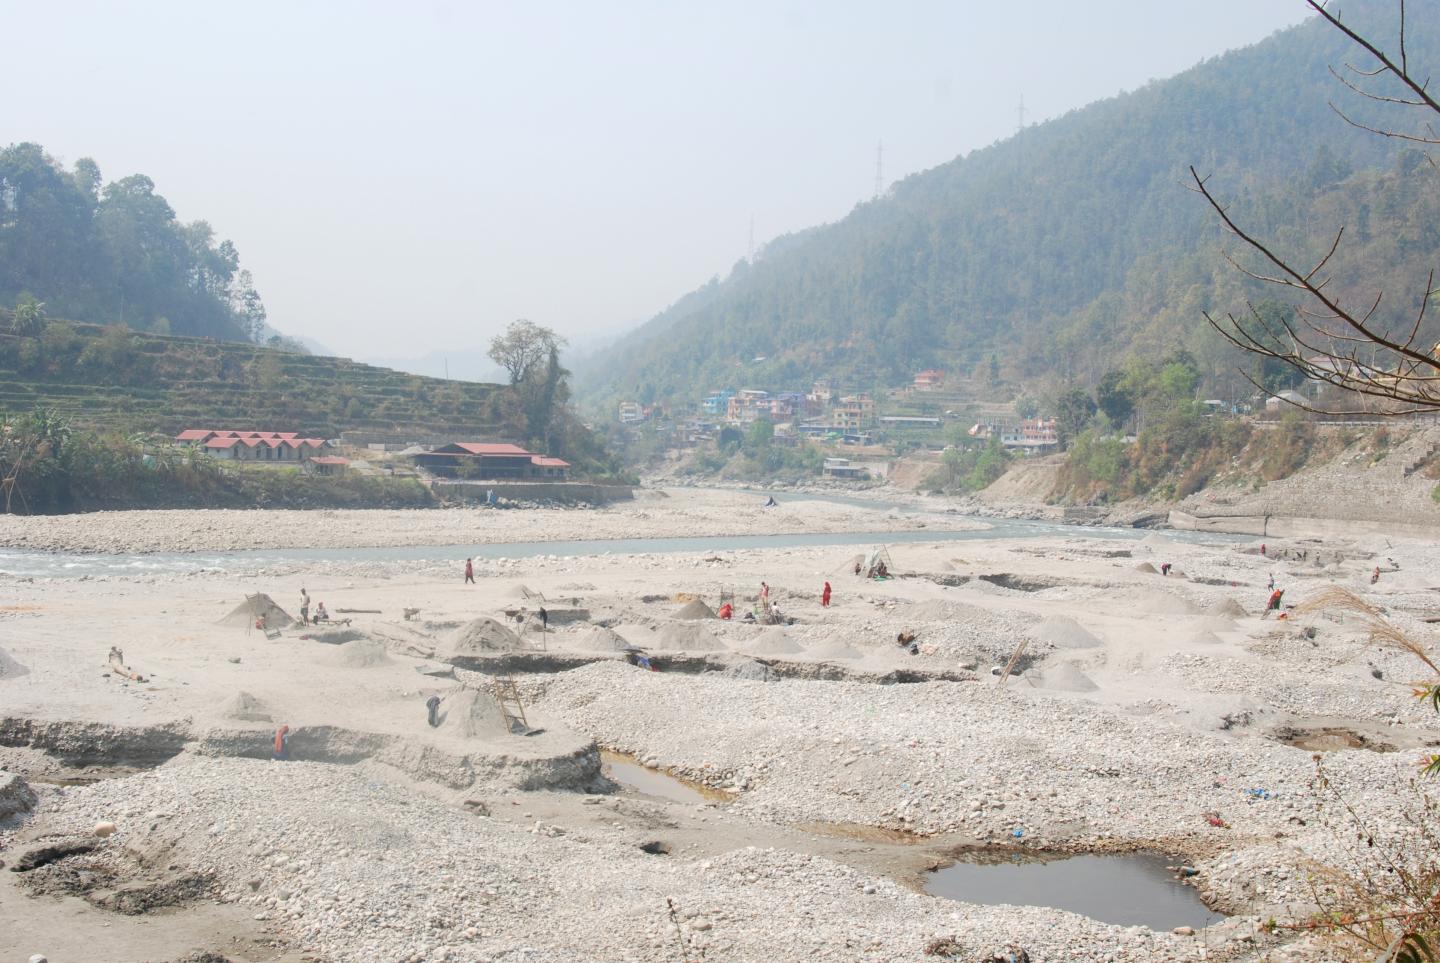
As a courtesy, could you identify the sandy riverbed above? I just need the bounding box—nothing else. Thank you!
[2,490,1438,962]
[0,487,975,555]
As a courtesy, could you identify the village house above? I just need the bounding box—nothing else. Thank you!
[831,394,877,431]
[618,401,644,424]
[411,442,570,480]
[968,418,1059,450]
[174,429,330,463]
[726,389,772,423]
[912,369,945,391]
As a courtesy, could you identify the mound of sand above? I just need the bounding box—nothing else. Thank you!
[437,686,509,737]
[1206,598,1248,618]
[1134,562,1159,574]
[222,691,273,723]
[723,660,777,682]
[1036,616,1104,649]
[572,626,634,653]
[448,617,523,655]
[219,593,293,628]
[675,599,717,620]
[505,583,544,601]
[907,599,988,622]
[1033,661,1099,692]
[652,623,727,652]
[1186,631,1225,645]
[1119,588,1202,616]
[743,627,805,656]
[328,639,392,668]
[806,639,863,661]
[0,646,30,680]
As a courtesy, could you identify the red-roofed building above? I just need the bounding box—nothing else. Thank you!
[179,429,330,463]
[413,442,569,479]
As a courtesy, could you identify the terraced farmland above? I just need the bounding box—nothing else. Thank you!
[0,322,509,438]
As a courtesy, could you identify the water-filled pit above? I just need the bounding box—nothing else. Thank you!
[601,751,731,804]
[925,851,1224,931]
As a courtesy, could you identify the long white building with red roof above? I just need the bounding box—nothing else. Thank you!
[174,429,332,463]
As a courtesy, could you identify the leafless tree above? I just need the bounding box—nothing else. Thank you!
[1192,0,1440,415]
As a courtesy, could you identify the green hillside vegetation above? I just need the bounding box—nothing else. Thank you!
[0,317,510,438]
[0,143,265,341]
[579,0,1439,408]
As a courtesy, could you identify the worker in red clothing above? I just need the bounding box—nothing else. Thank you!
[821,581,832,607]
[272,725,290,761]
[464,558,475,584]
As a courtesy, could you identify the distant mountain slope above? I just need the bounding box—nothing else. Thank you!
[581,0,1439,405]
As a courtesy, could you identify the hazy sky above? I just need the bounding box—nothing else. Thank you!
[7,1,1312,365]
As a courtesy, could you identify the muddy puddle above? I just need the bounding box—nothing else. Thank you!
[925,851,1224,930]
[1279,726,1395,753]
[601,751,731,804]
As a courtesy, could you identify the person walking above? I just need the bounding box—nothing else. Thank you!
[821,581,832,607]
[299,588,310,626]
[538,606,548,630]
[464,558,475,584]
[426,695,441,727]
[272,725,290,761]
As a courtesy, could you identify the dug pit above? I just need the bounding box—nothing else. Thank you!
[924,850,1224,931]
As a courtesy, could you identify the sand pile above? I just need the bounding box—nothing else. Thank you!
[572,626,634,652]
[0,646,29,680]
[806,639,863,661]
[1206,598,1248,618]
[328,639,392,668]
[506,583,543,600]
[1033,661,1099,692]
[906,599,987,622]
[652,623,727,652]
[744,627,805,655]
[723,660,777,682]
[675,599,717,620]
[1187,631,1225,645]
[448,617,523,655]
[222,691,273,723]
[437,686,509,737]
[219,593,293,628]
[1134,562,1158,574]
[1119,588,1202,616]
[1036,616,1103,650]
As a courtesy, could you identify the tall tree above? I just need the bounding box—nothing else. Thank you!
[488,320,565,387]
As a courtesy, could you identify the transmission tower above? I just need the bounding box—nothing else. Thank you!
[873,140,884,198]
[1017,95,1027,134]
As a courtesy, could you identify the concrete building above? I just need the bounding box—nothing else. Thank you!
[822,457,870,479]
[618,402,644,424]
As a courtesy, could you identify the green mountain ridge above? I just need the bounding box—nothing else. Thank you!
[580,0,1439,407]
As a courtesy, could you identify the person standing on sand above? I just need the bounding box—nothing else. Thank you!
[299,588,311,626]
[272,725,290,761]
[464,558,475,584]
[821,581,831,607]
[760,582,769,601]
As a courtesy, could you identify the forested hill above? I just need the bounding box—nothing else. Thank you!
[0,143,264,342]
[579,0,1440,406]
